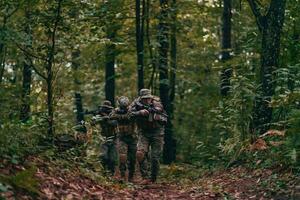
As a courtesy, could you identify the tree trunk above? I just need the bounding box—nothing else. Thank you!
[72,50,85,123]
[220,0,232,96]
[105,34,116,106]
[0,43,5,84]
[136,0,145,91]
[288,21,299,91]
[0,19,7,84]
[47,0,62,137]
[20,6,32,122]
[158,0,175,164]
[167,0,177,163]
[248,0,287,134]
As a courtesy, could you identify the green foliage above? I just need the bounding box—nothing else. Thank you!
[211,65,256,164]
[0,166,39,195]
[0,119,46,163]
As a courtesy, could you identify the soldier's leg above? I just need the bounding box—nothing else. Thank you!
[127,136,137,181]
[100,142,109,172]
[150,130,164,182]
[136,134,149,178]
[107,140,118,175]
[118,138,128,178]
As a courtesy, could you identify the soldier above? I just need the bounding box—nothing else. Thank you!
[129,89,167,183]
[110,96,137,182]
[95,100,118,175]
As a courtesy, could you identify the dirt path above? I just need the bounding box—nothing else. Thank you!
[1,157,297,200]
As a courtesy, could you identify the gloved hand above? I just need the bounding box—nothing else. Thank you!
[139,109,150,116]
[128,112,138,119]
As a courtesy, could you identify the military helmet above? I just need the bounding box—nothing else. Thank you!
[101,100,113,108]
[117,96,130,108]
[139,88,153,99]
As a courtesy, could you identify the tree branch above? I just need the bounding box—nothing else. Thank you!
[246,0,264,32]
[29,59,47,80]
[15,43,48,61]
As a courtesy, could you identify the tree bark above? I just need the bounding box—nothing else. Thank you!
[167,0,177,163]
[20,4,33,122]
[220,0,232,96]
[158,0,176,164]
[47,0,62,137]
[0,4,19,83]
[72,49,85,123]
[0,19,7,84]
[136,0,145,91]
[247,0,287,134]
[105,32,116,106]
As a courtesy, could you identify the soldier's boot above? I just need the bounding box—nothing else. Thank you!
[119,164,126,180]
[119,153,127,180]
[137,150,149,179]
[108,159,116,176]
[140,159,150,179]
[150,159,159,183]
[128,162,135,182]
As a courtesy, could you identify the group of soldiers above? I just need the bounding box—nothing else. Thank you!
[88,89,167,183]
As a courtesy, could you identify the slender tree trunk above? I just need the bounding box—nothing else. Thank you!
[220,0,232,96]
[105,33,116,106]
[72,50,85,123]
[136,0,145,91]
[158,0,175,164]
[288,22,299,91]
[167,0,177,163]
[0,19,7,84]
[146,0,157,90]
[0,44,5,83]
[20,5,33,122]
[247,0,287,134]
[47,0,62,137]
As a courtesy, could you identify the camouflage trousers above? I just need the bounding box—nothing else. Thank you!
[137,128,164,182]
[117,134,137,180]
[100,137,118,175]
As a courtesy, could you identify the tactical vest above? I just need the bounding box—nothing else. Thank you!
[114,109,136,135]
[99,114,116,137]
[133,98,165,130]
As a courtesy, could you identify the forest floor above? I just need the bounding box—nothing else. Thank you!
[0,153,299,200]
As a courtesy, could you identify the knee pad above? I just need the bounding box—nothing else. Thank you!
[136,151,144,162]
[119,154,127,164]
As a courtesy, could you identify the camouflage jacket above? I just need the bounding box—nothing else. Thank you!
[98,113,117,137]
[129,96,167,130]
[110,108,136,135]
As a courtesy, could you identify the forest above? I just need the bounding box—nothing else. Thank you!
[0,0,299,199]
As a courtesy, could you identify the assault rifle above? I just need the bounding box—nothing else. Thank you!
[135,101,168,118]
[85,106,113,116]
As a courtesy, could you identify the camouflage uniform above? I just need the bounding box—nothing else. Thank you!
[129,89,167,182]
[97,100,118,175]
[110,96,137,181]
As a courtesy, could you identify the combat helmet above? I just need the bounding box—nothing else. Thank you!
[117,96,130,108]
[101,100,113,108]
[139,88,153,99]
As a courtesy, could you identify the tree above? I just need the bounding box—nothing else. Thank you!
[103,0,124,106]
[247,0,287,134]
[0,1,19,83]
[158,0,176,164]
[136,0,145,91]
[72,49,85,124]
[20,1,33,122]
[17,0,63,137]
[220,0,232,96]
[167,0,177,163]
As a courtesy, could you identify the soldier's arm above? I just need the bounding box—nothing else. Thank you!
[109,110,118,120]
[128,100,149,117]
[152,100,164,112]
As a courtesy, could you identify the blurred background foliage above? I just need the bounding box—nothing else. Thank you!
[0,0,299,171]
